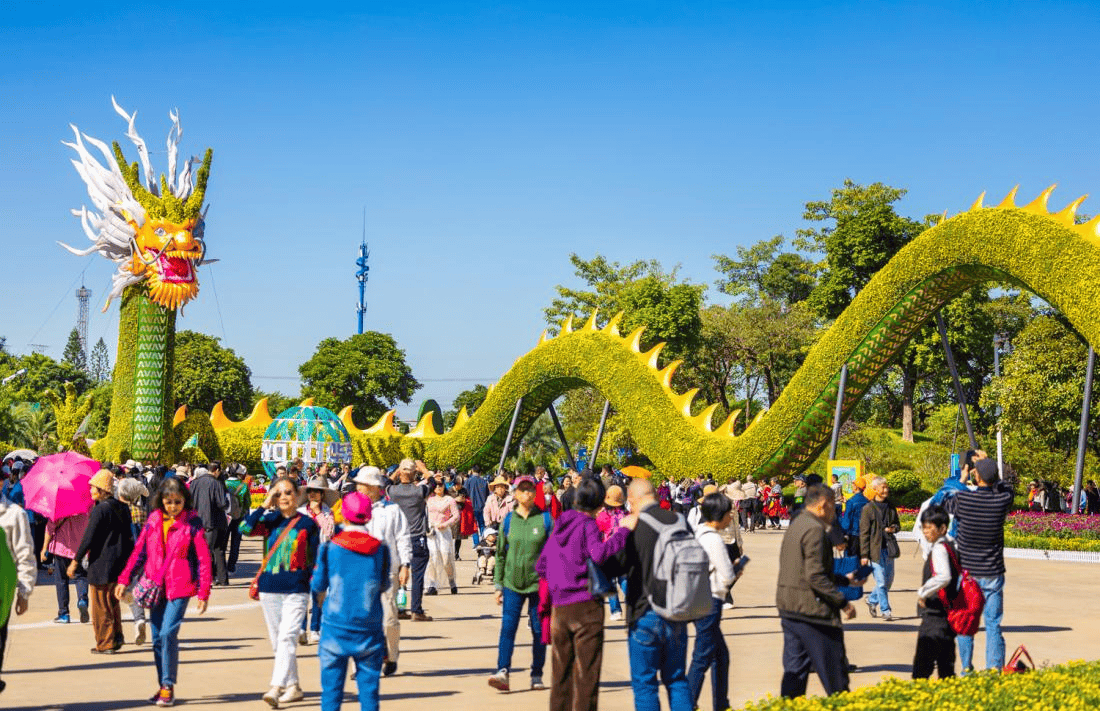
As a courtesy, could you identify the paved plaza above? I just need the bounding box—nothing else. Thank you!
[5,532,1098,710]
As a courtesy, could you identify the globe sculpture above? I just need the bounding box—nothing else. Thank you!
[260,405,352,477]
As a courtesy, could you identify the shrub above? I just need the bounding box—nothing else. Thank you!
[742,659,1100,710]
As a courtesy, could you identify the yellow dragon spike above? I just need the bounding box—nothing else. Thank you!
[625,326,646,353]
[657,360,682,389]
[745,410,765,430]
[1023,184,1057,214]
[717,409,741,437]
[691,403,720,432]
[639,342,666,370]
[1077,214,1100,246]
[561,314,575,334]
[299,397,315,407]
[173,405,187,428]
[453,406,470,430]
[364,410,400,435]
[238,398,274,429]
[1055,195,1088,225]
[406,412,441,438]
[339,406,367,436]
[670,388,699,417]
[969,191,986,211]
[603,311,624,336]
[996,185,1019,208]
[537,329,550,346]
[209,401,234,430]
[582,309,600,331]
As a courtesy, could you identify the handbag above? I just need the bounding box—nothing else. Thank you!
[586,559,616,598]
[879,505,901,559]
[249,515,301,601]
[1003,645,1035,674]
[132,573,164,609]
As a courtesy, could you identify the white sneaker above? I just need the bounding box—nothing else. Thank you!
[487,668,510,692]
[279,684,304,703]
[608,611,623,622]
[262,687,282,708]
[307,630,320,644]
[722,602,734,610]
[134,621,147,645]
[531,676,546,690]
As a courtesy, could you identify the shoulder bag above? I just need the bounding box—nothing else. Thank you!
[249,515,301,601]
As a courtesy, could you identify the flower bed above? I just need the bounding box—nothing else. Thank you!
[1008,511,1100,540]
[741,660,1100,710]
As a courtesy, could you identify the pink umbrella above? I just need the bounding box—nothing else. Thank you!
[21,451,101,521]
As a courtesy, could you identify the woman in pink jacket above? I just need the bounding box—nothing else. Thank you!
[115,477,213,707]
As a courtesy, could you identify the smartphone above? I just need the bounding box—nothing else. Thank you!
[733,555,750,573]
[853,564,873,580]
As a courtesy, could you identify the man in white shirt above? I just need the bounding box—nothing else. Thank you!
[354,466,412,677]
[0,482,35,694]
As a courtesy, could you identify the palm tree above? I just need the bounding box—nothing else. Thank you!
[10,402,56,454]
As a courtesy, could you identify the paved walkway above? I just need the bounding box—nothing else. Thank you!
[5,530,1098,710]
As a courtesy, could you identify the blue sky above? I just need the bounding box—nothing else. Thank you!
[2,1,1099,422]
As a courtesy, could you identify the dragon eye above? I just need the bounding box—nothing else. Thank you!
[154,228,167,237]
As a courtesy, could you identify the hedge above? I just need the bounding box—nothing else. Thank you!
[742,659,1100,710]
[208,196,1100,479]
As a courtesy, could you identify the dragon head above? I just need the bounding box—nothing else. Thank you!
[62,97,213,312]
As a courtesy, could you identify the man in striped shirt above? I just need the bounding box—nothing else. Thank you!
[945,458,1013,671]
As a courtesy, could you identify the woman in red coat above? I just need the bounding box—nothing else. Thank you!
[454,487,478,560]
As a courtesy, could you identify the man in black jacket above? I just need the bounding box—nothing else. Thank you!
[189,463,230,585]
[70,470,133,653]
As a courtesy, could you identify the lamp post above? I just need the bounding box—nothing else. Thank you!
[993,333,1010,479]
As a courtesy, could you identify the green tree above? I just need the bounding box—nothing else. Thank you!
[713,235,816,305]
[89,337,111,382]
[10,402,56,453]
[85,382,113,439]
[299,332,421,427]
[982,315,1100,458]
[8,353,90,404]
[44,381,95,454]
[173,331,254,419]
[63,328,86,372]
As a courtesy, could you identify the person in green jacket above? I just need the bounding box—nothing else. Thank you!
[487,476,552,693]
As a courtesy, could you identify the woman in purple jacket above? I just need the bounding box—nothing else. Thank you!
[536,477,636,711]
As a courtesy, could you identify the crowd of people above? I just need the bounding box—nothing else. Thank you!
[0,446,1023,709]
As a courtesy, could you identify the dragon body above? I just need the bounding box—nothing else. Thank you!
[205,188,1100,480]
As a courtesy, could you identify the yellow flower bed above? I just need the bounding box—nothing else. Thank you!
[742,661,1100,710]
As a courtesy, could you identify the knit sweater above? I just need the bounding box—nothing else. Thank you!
[240,508,320,594]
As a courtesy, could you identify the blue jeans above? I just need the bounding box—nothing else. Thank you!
[301,595,322,633]
[867,550,895,616]
[608,577,628,616]
[496,588,545,676]
[957,575,1005,670]
[628,610,692,711]
[687,598,728,711]
[150,597,190,687]
[319,625,386,711]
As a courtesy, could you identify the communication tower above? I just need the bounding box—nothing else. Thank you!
[76,283,91,368]
[356,210,370,334]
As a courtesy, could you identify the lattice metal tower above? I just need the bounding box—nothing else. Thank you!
[356,209,370,334]
[76,283,91,368]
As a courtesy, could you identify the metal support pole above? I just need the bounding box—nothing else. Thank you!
[497,398,524,474]
[1072,346,1096,514]
[547,403,577,471]
[589,400,611,470]
[937,313,977,450]
[828,365,849,461]
[994,334,1004,479]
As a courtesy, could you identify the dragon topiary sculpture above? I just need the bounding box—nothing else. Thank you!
[204,187,1100,481]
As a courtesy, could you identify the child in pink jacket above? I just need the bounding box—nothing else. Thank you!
[116,477,212,707]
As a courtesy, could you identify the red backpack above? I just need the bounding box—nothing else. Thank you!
[937,542,985,636]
